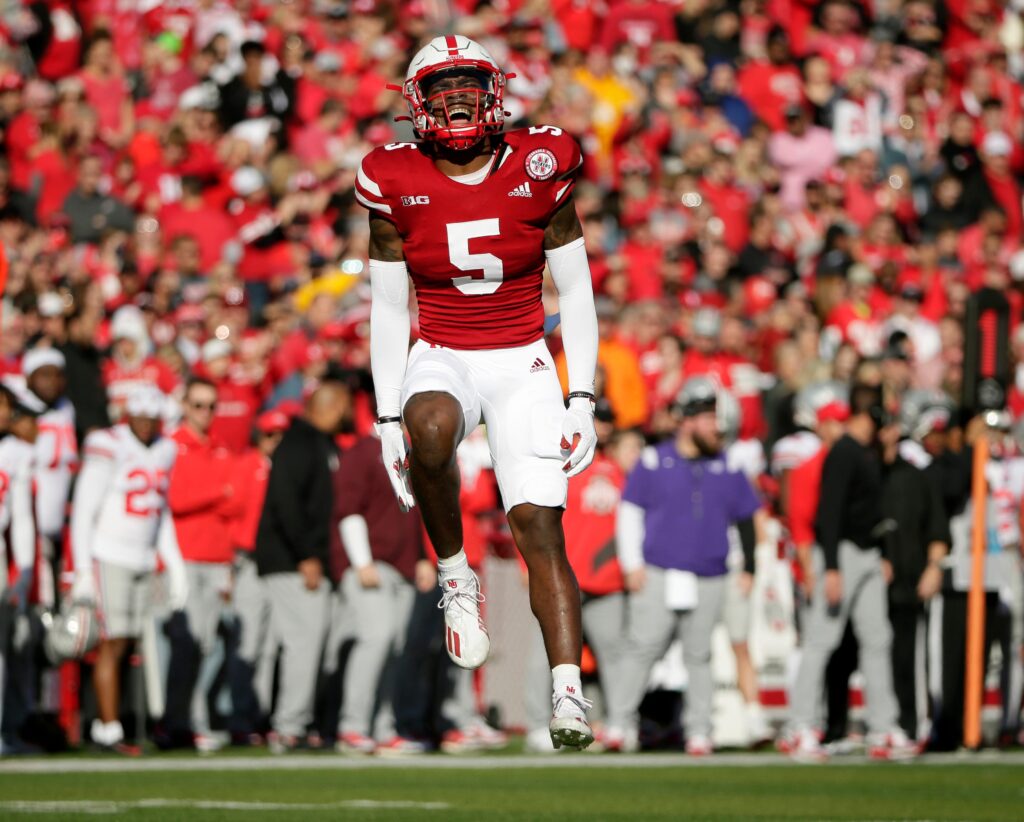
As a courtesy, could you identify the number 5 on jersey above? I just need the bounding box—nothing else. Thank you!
[448,219,503,296]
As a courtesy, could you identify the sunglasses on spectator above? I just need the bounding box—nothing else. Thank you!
[189,400,216,411]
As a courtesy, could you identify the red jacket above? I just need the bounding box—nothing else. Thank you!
[563,454,625,596]
[168,426,243,563]
[230,448,270,552]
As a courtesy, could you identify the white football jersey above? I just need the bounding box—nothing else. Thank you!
[0,435,37,576]
[34,398,77,538]
[71,424,178,571]
[770,430,821,475]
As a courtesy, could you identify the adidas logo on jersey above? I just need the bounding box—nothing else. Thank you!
[508,182,533,198]
[530,357,549,373]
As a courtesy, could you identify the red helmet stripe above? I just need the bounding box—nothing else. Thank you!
[445,35,459,56]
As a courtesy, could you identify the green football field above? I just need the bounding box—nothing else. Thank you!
[0,753,1021,821]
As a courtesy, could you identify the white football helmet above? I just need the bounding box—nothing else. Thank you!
[394,35,510,151]
[793,381,849,430]
[899,389,954,442]
[716,388,742,444]
[42,599,101,664]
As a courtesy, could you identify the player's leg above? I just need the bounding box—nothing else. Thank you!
[404,390,465,557]
[401,344,488,670]
[91,561,141,753]
[679,576,727,755]
[507,501,591,748]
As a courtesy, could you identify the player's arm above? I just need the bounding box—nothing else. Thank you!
[8,455,36,605]
[545,195,598,477]
[69,440,116,600]
[368,214,415,508]
[156,505,188,611]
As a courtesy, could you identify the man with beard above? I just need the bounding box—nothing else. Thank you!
[615,377,761,756]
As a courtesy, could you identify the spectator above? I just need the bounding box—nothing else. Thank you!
[218,40,292,132]
[255,380,351,753]
[163,377,242,750]
[768,104,837,213]
[616,378,761,756]
[58,298,110,443]
[62,154,135,245]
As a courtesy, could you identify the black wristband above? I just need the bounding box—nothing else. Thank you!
[377,415,402,425]
[567,391,596,403]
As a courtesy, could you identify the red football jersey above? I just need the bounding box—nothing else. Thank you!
[356,126,583,350]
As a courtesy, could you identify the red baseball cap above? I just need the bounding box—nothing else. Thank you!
[256,409,290,435]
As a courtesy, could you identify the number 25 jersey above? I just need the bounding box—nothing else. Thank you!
[71,424,178,571]
[356,126,582,350]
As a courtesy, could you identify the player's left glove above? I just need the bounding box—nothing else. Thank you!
[560,397,597,477]
[376,420,416,511]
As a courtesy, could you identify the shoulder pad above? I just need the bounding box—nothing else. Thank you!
[510,126,583,183]
[83,428,118,461]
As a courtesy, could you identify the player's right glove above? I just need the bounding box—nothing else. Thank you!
[71,570,96,604]
[376,420,416,511]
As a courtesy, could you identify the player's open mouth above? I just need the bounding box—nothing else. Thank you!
[446,105,474,124]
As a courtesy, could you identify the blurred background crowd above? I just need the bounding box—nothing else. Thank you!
[1,0,1024,757]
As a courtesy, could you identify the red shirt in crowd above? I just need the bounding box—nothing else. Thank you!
[736,60,803,132]
[160,199,237,273]
[206,373,265,454]
[167,425,243,564]
[102,356,181,420]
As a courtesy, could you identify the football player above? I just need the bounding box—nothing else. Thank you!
[22,347,77,606]
[0,381,41,754]
[70,385,186,755]
[358,35,599,749]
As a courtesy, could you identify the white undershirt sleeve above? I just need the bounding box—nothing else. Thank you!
[339,514,373,569]
[546,237,597,395]
[9,458,35,573]
[70,454,114,574]
[616,500,646,574]
[369,259,411,418]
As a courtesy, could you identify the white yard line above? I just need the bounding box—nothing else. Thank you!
[0,750,1021,774]
[0,799,449,815]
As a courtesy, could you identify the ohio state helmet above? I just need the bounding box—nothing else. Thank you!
[793,381,849,430]
[717,388,742,443]
[42,599,101,664]
[394,35,510,151]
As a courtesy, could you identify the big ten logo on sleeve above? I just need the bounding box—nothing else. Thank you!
[401,195,431,206]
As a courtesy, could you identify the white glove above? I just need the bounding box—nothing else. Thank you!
[560,397,597,478]
[167,569,189,612]
[71,571,96,604]
[376,420,416,511]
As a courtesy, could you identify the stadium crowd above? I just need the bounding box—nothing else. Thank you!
[1,0,1024,758]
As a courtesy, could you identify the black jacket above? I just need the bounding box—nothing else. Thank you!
[255,417,338,576]
[815,434,884,570]
[881,456,950,603]
[58,339,110,443]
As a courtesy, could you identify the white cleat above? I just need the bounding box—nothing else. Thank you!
[438,573,489,670]
[549,687,594,751]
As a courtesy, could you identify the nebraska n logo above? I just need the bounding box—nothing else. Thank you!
[530,357,549,373]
